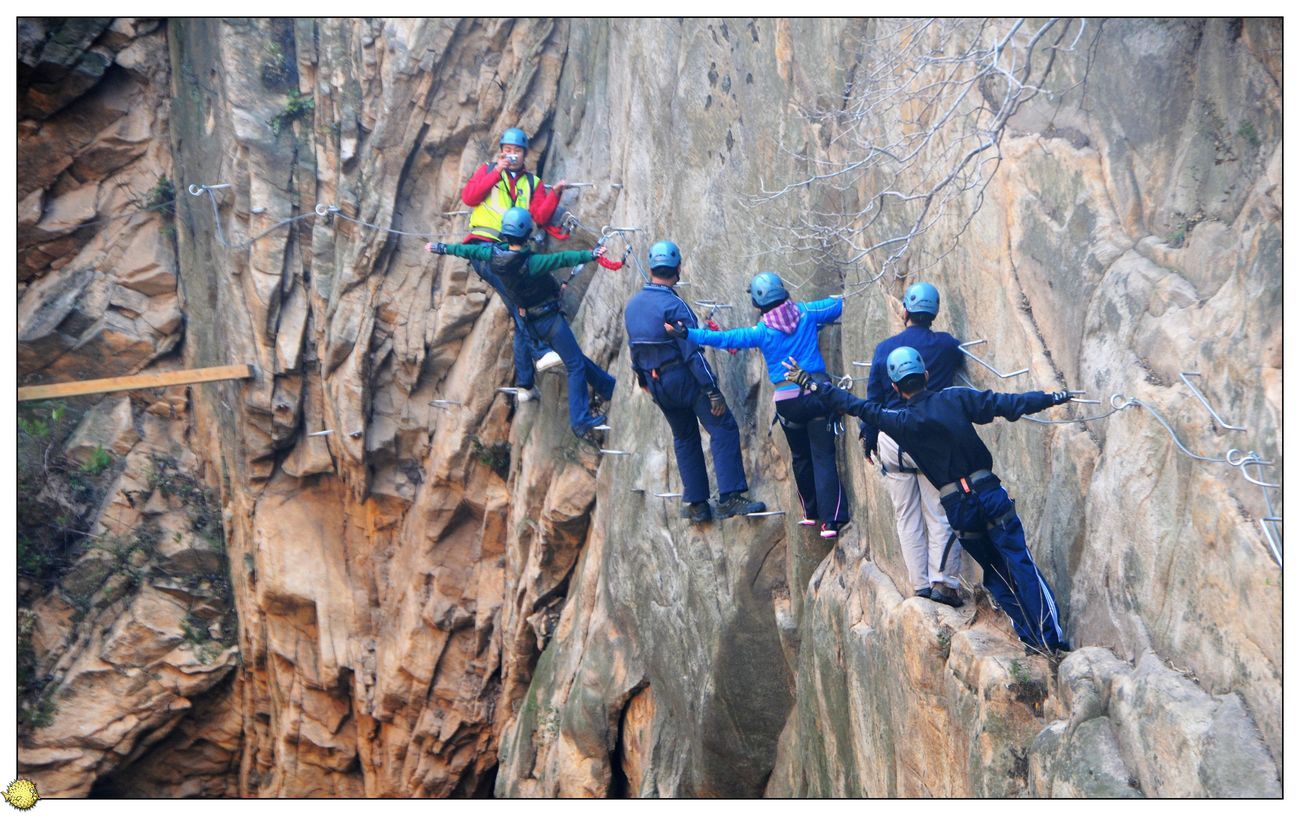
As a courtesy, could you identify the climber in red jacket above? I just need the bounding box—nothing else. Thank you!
[454,127,569,398]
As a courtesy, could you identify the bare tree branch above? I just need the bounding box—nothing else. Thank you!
[744,18,1089,292]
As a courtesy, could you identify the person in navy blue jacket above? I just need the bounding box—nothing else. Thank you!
[624,241,766,523]
[668,272,848,538]
[864,282,967,605]
[783,348,1073,654]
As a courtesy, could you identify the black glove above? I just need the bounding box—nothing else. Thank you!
[427,242,447,255]
[665,320,689,339]
[1050,390,1071,405]
[859,422,879,461]
[781,357,818,391]
[706,388,728,417]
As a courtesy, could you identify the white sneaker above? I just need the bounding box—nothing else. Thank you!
[515,387,540,402]
[535,351,563,373]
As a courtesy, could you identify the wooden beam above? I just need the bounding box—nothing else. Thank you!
[18,364,254,402]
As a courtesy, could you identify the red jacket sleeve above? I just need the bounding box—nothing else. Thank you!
[529,180,560,226]
[461,163,501,206]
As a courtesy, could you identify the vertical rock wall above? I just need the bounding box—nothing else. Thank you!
[15,17,1280,798]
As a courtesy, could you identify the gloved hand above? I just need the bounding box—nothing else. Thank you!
[706,388,728,417]
[664,320,689,339]
[859,423,879,462]
[1050,390,1071,405]
[781,356,819,391]
[426,242,447,255]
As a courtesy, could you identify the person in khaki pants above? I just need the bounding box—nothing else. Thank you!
[861,283,966,605]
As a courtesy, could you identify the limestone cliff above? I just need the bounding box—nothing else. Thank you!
[15,17,1280,798]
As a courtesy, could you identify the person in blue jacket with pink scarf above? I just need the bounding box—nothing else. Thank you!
[667,272,849,538]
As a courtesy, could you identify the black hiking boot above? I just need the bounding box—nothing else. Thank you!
[914,587,933,599]
[929,585,964,608]
[683,501,713,524]
[576,416,608,447]
[716,492,766,518]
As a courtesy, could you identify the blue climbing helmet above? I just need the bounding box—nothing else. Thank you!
[902,282,940,316]
[500,207,534,241]
[648,240,681,272]
[500,127,529,150]
[748,271,789,308]
[886,346,926,383]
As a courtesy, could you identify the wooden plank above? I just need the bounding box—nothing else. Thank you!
[18,364,254,402]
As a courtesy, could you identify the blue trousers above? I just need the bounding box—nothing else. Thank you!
[940,480,1066,650]
[776,391,849,525]
[528,310,615,434]
[647,365,748,504]
[469,258,553,389]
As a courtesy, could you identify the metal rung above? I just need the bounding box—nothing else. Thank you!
[592,424,612,431]
[308,429,334,437]
[654,492,683,498]
[851,360,872,367]
[958,340,1028,379]
[1180,372,1247,431]
[746,510,787,517]
[599,449,633,456]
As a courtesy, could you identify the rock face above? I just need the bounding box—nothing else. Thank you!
[15,17,1279,799]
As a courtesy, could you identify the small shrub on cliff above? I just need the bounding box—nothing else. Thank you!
[17,401,95,589]
[80,446,113,475]
[270,88,314,136]
[470,436,511,479]
[1237,119,1262,150]
[148,455,224,547]
[16,610,58,732]
[142,175,176,216]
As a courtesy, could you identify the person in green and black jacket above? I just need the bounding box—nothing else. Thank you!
[428,206,616,438]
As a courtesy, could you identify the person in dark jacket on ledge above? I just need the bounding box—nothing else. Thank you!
[624,240,765,523]
[428,207,615,439]
[782,348,1073,655]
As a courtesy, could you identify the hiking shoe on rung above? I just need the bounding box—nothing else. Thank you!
[515,386,540,402]
[716,493,766,519]
[535,351,563,373]
[798,518,817,527]
[683,502,713,524]
[819,522,844,539]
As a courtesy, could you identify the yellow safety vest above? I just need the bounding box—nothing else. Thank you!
[468,168,537,240]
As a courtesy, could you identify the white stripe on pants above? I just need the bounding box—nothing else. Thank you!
[876,431,962,590]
